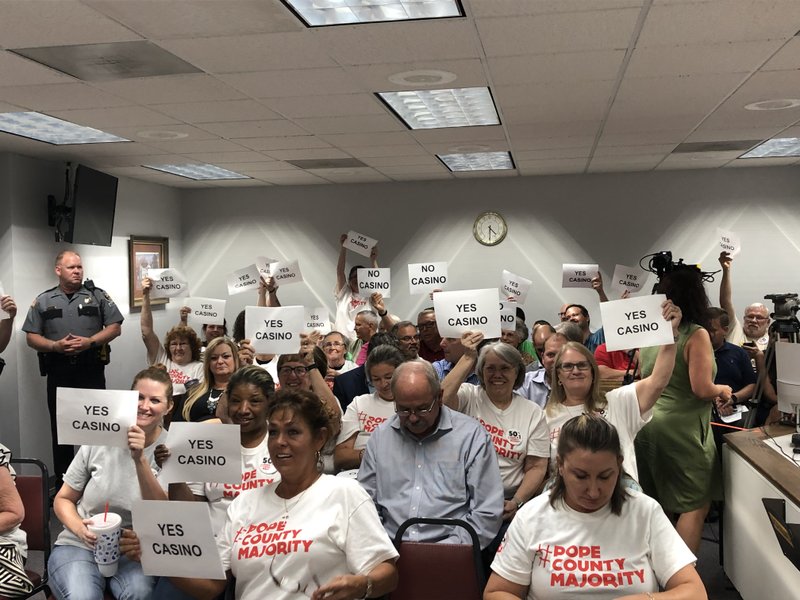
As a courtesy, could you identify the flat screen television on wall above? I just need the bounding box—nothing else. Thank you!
[65,165,118,246]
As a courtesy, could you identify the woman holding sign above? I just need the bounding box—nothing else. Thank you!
[635,269,732,554]
[140,277,204,387]
[49,366,171,600]
[545,300,682,484]
[173,389,399,600]
[178,337,241,422]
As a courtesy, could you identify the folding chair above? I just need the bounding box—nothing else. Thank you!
[0,458,50,600]
[389,518,485,600]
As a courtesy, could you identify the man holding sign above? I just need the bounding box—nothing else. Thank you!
[334,233,379,342]
[718,251,770,350]
[23,250,123,481]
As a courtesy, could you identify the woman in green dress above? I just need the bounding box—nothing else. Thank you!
[634,267,732,555]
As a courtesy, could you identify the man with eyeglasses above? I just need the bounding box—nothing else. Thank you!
[718,251,770,350]
[391,321,420,360]
[358,360,503,550]
[416,308,444,362]
[517,332,569,408]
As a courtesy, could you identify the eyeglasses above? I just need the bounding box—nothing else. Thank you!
[322,341,345,349]
[417,322,437,331]
[399,334,420,343]
[278,366,310,377]
[395,396,438,417]
[557,361,592,372]
[169,341,189,348]
[744,315,769,322]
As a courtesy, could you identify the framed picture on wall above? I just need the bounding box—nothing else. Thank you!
[129,236,169,311]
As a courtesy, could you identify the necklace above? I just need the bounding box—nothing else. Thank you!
[278,474,321,519]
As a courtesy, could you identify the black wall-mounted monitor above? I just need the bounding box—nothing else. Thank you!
[65,165,118,247]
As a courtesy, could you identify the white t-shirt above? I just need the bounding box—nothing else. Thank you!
[333,285,368,340]
[544,384,650,482]
[726,316,769,351]
[218,475,398,600]
[456,384,550,498]
[255,355,279,383]
[336,392,395,449]
[188,435,281,534]
[491,491,696,599]
[154,346,205,386]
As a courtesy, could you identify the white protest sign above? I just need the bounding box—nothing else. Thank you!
[0,282,8,319]
[227,264,261,296]
[147,268,189,298]
[185,297,226,326]
[304,306,331,334]
[501,270,532,303]
[561,263,599,288]
[159,423,241,484]
[599,294,674,352]
[245,305,304,354]
[499,301,517,331]
[270,260,304,286]
[357,267,391,298]
[610,264,648,296]
[133,500,225,579]
[718,228,741,257]
[408,262,448,295]
[255,256,278,278]
[343,230,377,258]
[56,388,137,448]
[433,288,502,338]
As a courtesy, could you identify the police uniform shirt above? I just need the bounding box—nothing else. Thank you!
[22,285,124,341]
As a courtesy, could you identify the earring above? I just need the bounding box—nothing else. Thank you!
[315,450,323,472]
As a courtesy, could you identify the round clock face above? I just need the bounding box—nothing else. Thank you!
[473,211,507,246]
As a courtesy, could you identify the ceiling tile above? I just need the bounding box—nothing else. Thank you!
[180,151,274,164]
[50,106,181,129]
[489,51,624,85]
[262,148,352,160]
[263,94,385,118]
[0,83,132,111]
[220,68,364,98]
[236,136,331,151]
[762,37,800,71]
[198,119,309,139]
[0,51,75,86]
[150,99,281,123]
[145,138,251,154]
[95,75,246,105]
[470,0,643,17]
[626,41,784,78]
[293,114,406,134]
[318,131,416,147]
[343,59,487,90]
[344,144,430,158]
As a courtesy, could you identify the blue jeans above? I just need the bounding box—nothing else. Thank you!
[48,545,155,600]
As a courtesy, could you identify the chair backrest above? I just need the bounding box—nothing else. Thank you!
[10,459,50,554]
[390,518,484,600]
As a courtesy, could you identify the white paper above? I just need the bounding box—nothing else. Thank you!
[599,294,674,352]
[245,305,305,354]
[720,405,749,424]
[499,301,517,331]
[227,264,261,296]
[147,268,189,298]
[501,270,532,303]
[0,282,8,319]
[433,289,502,339]
[56,388,138,448]
[270,260,304,286]
[185,297,226,326]
[610,264,649,296]
[342,230,377,258]
[357,267,391,298]
[159,423,242,484]
[133,500,225,579]
[255,256,278,278]
[304,306,331,334]
[408,262,449,295]
[561,263,599,288]
[718,228,741,257]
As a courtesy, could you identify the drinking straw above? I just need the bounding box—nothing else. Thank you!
[103,501,109,522]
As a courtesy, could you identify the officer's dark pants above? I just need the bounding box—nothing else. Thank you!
[46,362,106,481]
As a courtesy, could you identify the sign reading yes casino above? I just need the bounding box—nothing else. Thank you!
[159,423,241,484]
[599,294,674,352]
[57,388,138,447]
[245,305,304,354]
[562,264,599,288]
[433,288,502,339]
[185,297,226,325]
[343,230,377,258]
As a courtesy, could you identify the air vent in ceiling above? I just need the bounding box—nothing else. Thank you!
[287,158,367,169]
[671,140,761,153]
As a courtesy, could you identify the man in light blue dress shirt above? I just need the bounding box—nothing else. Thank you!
[358,360,503,549]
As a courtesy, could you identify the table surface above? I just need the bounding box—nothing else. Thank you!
[725,425,800,507]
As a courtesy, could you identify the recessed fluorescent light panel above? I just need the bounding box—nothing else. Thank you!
[282,0,463,26]
[144,163,251,181]
[0,112,129,145]
[739,138,800,159]
[377,87,500,130]
[438,151,514,172]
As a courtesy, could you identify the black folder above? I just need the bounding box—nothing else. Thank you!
[762,497,800,571]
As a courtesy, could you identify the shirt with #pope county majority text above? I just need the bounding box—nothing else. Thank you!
[218,475,397,600]
[455,384,550,498]
[491,491,696,599]
[188,434,280,535]
[336,392,395,449]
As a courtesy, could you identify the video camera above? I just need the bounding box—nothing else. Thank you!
[640,251,703,280]
[765,293,800,321]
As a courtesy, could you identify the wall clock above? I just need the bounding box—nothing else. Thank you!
[473,211,507,246]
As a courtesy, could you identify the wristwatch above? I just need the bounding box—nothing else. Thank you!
[730,394,738,405]
[359,576,373,599]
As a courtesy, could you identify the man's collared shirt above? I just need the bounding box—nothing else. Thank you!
[432,359,480,386]
[516,367,551,409]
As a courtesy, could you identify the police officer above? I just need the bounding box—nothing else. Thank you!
[23,250,123,482]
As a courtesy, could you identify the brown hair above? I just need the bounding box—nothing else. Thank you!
[132,365,174,404]
[182,337,241,420]
[163,325,202,363]
[546,342,604,417]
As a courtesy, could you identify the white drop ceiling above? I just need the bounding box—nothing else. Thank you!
[1,0,800,187]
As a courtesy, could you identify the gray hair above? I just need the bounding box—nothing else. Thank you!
[476,342,526,389]
[515,317,529,342]
[366,344,405,376]
[390,359,440,398]
[324,330,351,347]
[355,310,380,328]
[554,321,583,343]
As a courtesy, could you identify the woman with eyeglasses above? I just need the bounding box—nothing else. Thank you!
[484,414,707,600]
[277,347,342,473]
[545,300,682,485]
[334,345,405,474]
[322,331,357,381]
[173,388,399,600]
[140,277,204,386]
[174,336,240,423]
[635,269,733,555]
[442,339,550,524]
